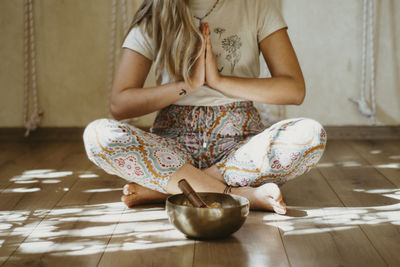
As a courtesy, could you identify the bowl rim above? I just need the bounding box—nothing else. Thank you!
[166,192,249,210]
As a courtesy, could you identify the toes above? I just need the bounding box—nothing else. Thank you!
[272,200,287,215]
[121,194,136,207]
[273,205,287,215]
[123,183,136,195]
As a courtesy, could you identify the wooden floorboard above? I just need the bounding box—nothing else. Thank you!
[0,140,399,266]
[0,142,52,191]
[0,142,95,265]
[193,211,290,267]
[349,140,400,187]
[0,142,33,170]
[319,140,400,266]
[98,204,195,267]
[272,167,385,267]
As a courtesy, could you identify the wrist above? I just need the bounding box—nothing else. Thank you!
[178,81,195,97]
[183,79,204,92]
[209,75,224,91]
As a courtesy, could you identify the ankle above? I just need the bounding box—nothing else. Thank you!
[230,186,250,196]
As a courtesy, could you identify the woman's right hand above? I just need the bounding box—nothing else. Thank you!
[187,23,206,90]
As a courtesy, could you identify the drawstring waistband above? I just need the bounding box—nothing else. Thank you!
[151,101,265,170]
[192,106,212,169]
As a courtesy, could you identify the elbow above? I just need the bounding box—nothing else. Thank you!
[109,103,123,121]
[109,95,125,121]
[293,81,306,105]
[110,93,141,120]
[294,89,305,105]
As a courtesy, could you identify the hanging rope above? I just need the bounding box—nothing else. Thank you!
[23,0,43,137]
[108,0,130,118]
[350,0,376,124]
[121,0,129,34]
[275,0,282,10]
[107,0,118,118]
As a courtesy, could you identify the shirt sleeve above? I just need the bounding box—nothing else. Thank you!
[256,0,288,43]
[122,25,154,60]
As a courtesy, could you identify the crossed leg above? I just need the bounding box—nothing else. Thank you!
[122,164,287,214]
[121,117,327,214]
[84,118,326,215]
[121,165,223,207]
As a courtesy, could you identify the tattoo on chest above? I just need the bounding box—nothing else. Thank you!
[179,89,187,96]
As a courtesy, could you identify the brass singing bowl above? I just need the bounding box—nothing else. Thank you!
[166,193,250,239]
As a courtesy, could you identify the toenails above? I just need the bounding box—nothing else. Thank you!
[273,203,287,215]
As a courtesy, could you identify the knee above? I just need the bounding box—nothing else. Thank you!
[83,119,108,156]
[83,118,127,157]
[287,118,327,147]
[83,118,112,144]
[303,118,327,146]
[84,118,143,154]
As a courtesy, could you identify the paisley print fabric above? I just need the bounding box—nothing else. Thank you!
[83,102,327,193]
[151,102,264,169]
[218,118,327,187]
[83,120,190,192]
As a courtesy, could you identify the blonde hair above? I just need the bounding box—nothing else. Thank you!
[127,0,204,87]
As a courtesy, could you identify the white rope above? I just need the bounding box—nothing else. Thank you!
[23,1,29,128]
[121,0,129,34]
[275,0,282,10]
[23,0,43,137]
[107,0,135,122]
[368,0,376,124]
[350,0,376,124]
[107,0,118,118]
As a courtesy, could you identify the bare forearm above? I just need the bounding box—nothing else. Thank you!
[110,81,189,120]
[213,75,305,105]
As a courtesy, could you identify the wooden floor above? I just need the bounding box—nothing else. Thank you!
[0,140,399,266]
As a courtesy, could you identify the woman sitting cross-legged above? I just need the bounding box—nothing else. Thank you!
[83,0,327,214]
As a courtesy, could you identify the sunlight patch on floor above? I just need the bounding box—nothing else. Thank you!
[341,161,362,167]
[318,160,399,169]
[318,161,364,168]
[119,239,189,251]
[263,202,400,235]
[374,163,399,169]
[2,187,41,193]
[83,188,121,193]
[78,173,99,179]
[369,150,382,154]
[10,170,73,182]
[355,188,400,201]
[263,188,400,235]
[0,202,193,256]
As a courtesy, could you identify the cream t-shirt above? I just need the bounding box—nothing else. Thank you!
[122,0,287,106]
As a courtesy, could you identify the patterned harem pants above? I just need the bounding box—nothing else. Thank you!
[83,102,327,193]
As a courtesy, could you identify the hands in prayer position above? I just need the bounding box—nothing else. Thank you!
[190,23,221,90]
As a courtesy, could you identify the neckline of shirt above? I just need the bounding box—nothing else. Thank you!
[189,0,224,18]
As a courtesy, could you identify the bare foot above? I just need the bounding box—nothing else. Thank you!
[233,183,287,214]
[121,183,169,207]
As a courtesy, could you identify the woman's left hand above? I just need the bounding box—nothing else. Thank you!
[202,23,222,89]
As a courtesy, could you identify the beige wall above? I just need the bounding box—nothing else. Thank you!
[1,0,399,128]
[282,0,400,126]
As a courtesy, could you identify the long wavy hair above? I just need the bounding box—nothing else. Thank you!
[126,0,204,87]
